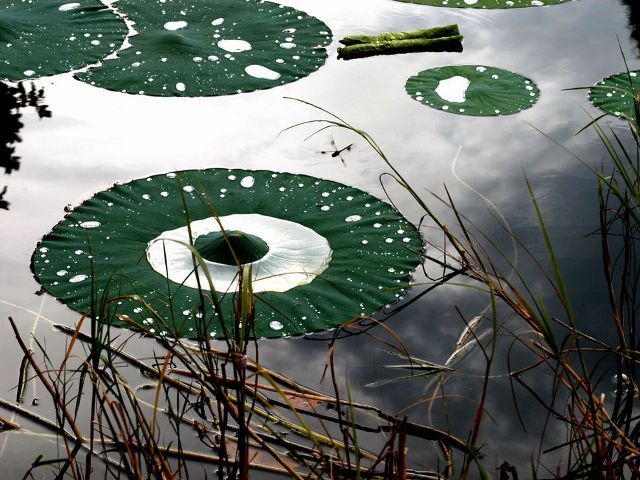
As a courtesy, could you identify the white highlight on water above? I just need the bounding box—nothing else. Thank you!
[435,76,470,103]
[146,214,333,293]
[80,221,101,228]
[58,3,81,11]
[240,176,255,188]
[217,39,252,53]
[164,21,188,31]
[245,65,281,80]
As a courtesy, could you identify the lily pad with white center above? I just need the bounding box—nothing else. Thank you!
[75,0,332,96]
[393,0,572,8]
[589,70,640,121]
[406,65,539,116]
[31,169,423,339]
[0,0,128,81]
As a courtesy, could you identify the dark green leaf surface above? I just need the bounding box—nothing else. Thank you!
[406,65,539,116]
[0,0,127,81]
[76,0,332,96]
[394,0,572,8]
[32,169,423,340]
[589,71,640,121]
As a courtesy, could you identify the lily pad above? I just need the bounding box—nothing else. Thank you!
[406,65,539,116]
[0,0,127,81]
[75,0,332,96]
[393,0,572,8]
[32,169,423,339]
[589,70,640,121]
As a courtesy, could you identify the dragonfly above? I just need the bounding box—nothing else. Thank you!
[319,138,353,166]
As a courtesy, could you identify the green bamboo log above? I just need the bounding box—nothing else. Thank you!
[339,24,460,46]
[337,35,463,60]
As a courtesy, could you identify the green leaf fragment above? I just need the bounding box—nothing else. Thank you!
[32,169,424,340]
[0,0,127,81]
[589,70,640,122]
[338,25,462,60]
[406,65,539,116]
[338,36,463,60]
[393,0,573,9]
[75,0,332,97]
[339,25,460,46]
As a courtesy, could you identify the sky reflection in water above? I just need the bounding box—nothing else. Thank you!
[0,0,638,475]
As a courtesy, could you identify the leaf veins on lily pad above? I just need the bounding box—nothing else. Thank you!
[0,0,127,81]
[75,0,332,97]
[406,65,539,116]
[393,0,573,8]
[589,70,640,121]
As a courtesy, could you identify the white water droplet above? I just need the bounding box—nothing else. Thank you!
[464,0,478,4]
[91,39,100,46]
[321,206,330,211]
[142,194,150,200]
[164,21,188,31]
[270,320,284,330]
[176,82,186,92]
[240,176,255,188]
[476,66,487,72]
[23,70,35,77]
[207,55,219,62]
[39,247,49,253]
[80,221,101,229]
[160,191,169,197]
[75,250,83,255]
[183,185,194,193]
[279,42,296,49]
[228,175,237,180]
[244,65,281,80]
[134,307,143,313]
[361,240,369,245]
[218,39,252,53]
[435,76,470,103]
[385,238,393,243]
[345,215,361,222]
[58,3,81,11]
[69,274,88,283]
[373,223,382,228]
[57,270,68,277]
[211,18,224,25]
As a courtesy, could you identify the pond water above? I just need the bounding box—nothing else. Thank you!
[0,0,638,476]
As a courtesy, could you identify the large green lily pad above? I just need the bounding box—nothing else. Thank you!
[393,0,572,8]
[32,169,423,339]
[75,0,332,96]
[0,0,127,81]
[406,65,539,116]
[589,71,640,121]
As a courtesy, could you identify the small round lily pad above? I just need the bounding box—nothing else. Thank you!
[393,0,572,8]
[32,169,423,339]
[589,70,640,121]
[75,0,332,97]
[0,0,127,81]
[406,65,539,116]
